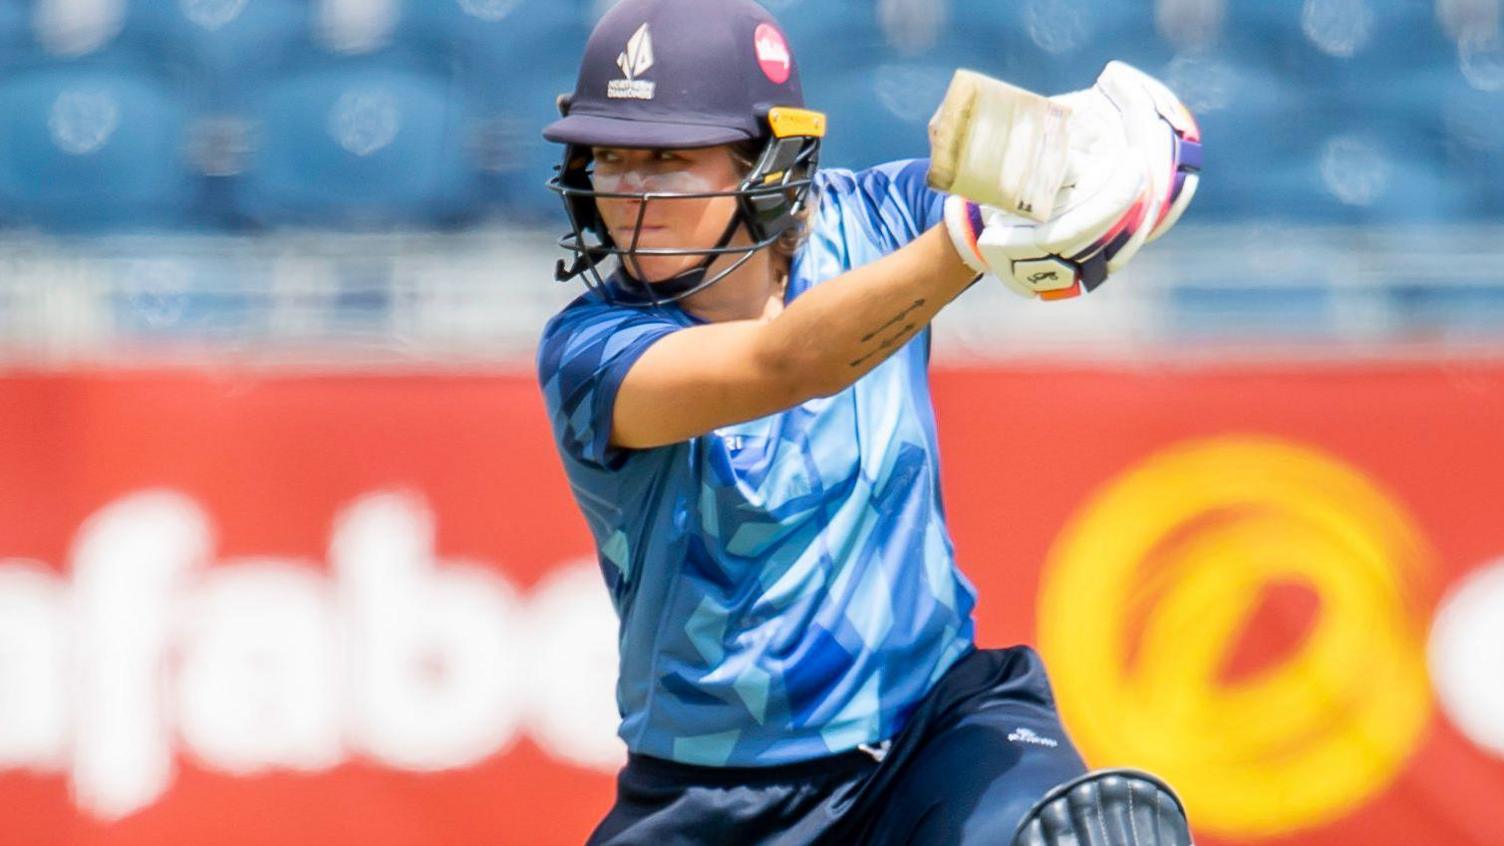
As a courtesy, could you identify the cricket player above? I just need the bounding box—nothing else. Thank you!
[537,0,1202,843]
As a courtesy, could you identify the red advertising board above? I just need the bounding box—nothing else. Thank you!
[0,362,1500,845]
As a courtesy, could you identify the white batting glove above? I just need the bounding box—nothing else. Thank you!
[944,62,1203,300]
[1066,61,1203,247]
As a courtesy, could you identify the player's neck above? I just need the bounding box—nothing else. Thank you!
[677,247,784,323]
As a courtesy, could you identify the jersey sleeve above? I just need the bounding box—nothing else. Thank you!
[537,300,681,469]
[835,158,948,247]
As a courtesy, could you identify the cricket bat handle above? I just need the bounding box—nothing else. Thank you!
[927,69,1073,223]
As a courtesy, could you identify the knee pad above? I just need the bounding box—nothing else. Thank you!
[1012,768,1193,846]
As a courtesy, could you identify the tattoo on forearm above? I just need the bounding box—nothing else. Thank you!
[854,301,920,367]
[848,298,927,368]
[859,298,927,343]
[849,324,919,368]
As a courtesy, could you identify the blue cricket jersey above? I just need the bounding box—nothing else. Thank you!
[537,159,979,767]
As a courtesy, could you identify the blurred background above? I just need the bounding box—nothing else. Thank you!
[0,1,1501,845]
[0,0,1499,359]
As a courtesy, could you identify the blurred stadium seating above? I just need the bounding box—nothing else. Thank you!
[236,47,482,227]
[0,47,198,229]
[0,0,1501,356]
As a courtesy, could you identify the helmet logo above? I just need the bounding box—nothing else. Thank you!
[608,23,657,100]
[754,23,791,85]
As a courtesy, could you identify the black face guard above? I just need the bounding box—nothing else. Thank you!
[546,120,823,308]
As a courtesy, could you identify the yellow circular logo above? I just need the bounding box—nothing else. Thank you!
[1038,437,1433,838]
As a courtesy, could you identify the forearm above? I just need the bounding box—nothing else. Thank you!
[765,224,977,397]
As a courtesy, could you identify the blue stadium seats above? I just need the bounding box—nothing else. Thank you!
[390,0,589,219]
[792,0,1174,171]
[786,0,1039,169]
[0,0,1493,232]
[1132,50,1293,223]
[0,0,28,55]
[118,0,313,107]
[478,61,581,221]
[1440,82,1504,218]
[992,0,1171,93]
[817,60,948,169]
[771,0,883,89]
[782,0,884,167]
[394,0,584,99]
[235,49,482,227]
[0,54,198,230]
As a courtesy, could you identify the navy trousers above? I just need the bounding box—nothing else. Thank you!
[587,646,1089,845]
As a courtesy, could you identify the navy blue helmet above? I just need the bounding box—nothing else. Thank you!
[543,0,826,305]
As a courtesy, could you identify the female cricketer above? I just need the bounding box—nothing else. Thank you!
[537,0,1203,843]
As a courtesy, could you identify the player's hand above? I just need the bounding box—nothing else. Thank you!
[1062,61,1203,247]
[942,62,1202,300]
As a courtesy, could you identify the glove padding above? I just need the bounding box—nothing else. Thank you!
[945,61,1203,300]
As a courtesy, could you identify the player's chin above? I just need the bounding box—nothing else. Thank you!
[624,253,698,283]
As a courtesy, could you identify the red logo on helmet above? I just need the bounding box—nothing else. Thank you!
[754,24,791,85]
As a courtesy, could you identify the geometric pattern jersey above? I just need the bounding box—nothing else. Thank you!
[537,159,978,767]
